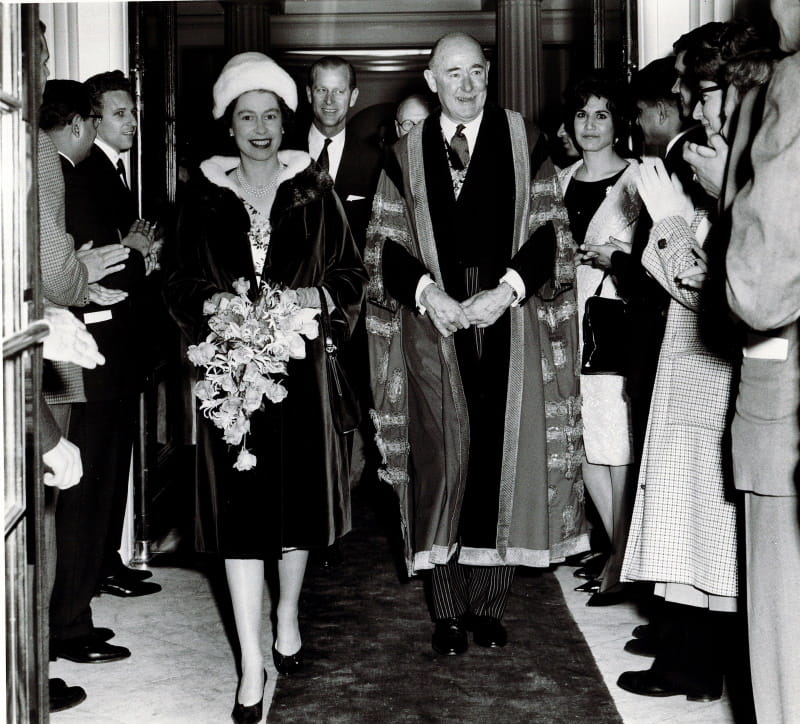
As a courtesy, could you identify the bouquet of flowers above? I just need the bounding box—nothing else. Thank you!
[187,278,319,471]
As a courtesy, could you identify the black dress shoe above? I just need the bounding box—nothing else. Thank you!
[617,669,722,702]
[632,623,653,641]
[586,588,630,607]
[98,575,161,598]
[110,565,152,582]
[52,633,130,663]
[49,678,87,712]
[272,643,305,675]
[92,626,115,641]
[574,579,601,593]
[624,638,658,657]
[231,669,266,723]
[470,616,508,648]
[432,617,468,655]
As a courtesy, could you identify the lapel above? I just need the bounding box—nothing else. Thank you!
[334,130,356,198]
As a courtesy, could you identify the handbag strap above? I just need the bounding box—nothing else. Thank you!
[592,271,610,297]
[317,287,336,356]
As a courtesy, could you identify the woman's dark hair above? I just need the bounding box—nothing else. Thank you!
[684,20,766,88]
[564,71,631,155]
[221,90,295,135]
[724,48,776,95]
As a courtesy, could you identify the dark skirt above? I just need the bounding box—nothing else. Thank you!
[194,343,352,559]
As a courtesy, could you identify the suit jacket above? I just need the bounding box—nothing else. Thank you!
[289,124,382,254]
[65,144,146,400]
[726,53,800,496]
[665,124,709,207]
[38,131,89,405]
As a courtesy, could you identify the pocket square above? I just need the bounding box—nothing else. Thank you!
[346,194,366,201]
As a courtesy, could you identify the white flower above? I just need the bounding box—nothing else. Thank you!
[223,413,250,445]
[266,339,290,362]
[264,379,288,403]
[232,277,251,296]
[233,447,257,471]
[187,341,217,365]
[229,345,255,365]
[193,379,216,401]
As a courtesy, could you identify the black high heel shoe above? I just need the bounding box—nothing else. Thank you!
[231,669,266,724]
[272,643,305,675]
[574,579,601,593]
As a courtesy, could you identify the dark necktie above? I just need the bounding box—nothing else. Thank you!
[116,159,129,189]
[317,138,332,173]
[448,124,470,171]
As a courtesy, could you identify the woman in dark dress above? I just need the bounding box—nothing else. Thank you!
[164,53,366,722]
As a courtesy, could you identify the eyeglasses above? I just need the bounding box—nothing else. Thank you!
[398,119,424,132]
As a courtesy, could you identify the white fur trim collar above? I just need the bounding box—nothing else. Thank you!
[199,150,312,199]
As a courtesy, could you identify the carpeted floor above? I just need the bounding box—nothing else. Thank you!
[269,485,622,723]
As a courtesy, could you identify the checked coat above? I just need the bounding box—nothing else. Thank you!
[621,213,738,599]
[38,131,90,405]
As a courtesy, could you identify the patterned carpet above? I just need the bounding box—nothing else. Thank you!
[269,484,622,723]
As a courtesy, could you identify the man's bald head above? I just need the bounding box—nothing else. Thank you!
[425,32,489,124]
[428,32,486,72]
[396,94,430,136]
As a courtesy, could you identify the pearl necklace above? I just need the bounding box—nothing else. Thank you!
[236,166,278,199]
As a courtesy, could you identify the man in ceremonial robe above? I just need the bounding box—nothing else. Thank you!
[365,32,587,656]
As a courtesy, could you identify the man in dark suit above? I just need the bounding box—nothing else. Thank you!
[50,69,160,667]
[299,55,382,254]
[292,57,383,520]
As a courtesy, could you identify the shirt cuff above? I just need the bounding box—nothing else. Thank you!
[415,275,436,315]
[499,269,525,307]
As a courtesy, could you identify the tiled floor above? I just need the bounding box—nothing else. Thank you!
[50,564,736,723]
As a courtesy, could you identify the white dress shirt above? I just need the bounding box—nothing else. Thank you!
[308,124,345,181]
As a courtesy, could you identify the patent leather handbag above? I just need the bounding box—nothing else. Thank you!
[580,273,629,376]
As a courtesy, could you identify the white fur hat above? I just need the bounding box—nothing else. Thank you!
[212,52,298,120]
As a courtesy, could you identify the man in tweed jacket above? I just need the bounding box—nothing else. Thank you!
[39,79,129,423]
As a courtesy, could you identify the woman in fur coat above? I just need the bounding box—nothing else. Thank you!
[164,53,366,722]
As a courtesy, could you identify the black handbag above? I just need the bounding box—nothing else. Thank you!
[580,273,629,376]
[318,287,361,435]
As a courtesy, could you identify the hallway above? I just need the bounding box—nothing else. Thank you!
[50,490,737,723]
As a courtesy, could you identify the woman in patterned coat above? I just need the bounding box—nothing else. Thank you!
[618,86,739,705]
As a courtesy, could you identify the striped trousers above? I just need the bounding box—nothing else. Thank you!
[431,552,515,620]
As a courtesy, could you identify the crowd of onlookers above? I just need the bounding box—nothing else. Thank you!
[552,6,800,722]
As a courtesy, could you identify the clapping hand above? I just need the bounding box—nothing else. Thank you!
[636,157,694,225]
[420,284,470,338]
[42,307,105,368]
[88,283,128,306]
[675,243,709,289]
[76,240,130,282]
[683,134,728,201]
[122,219,156,257]
[461,283,516,328]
